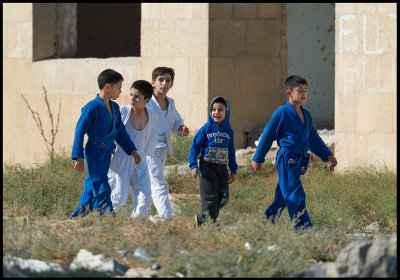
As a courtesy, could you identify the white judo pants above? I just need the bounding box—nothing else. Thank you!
[108,152,152,218]
[147,147,173,219]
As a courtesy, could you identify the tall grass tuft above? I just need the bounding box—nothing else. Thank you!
[165,133,195,165]
[3,136,397,277]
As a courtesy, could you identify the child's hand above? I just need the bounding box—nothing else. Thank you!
[191,167,199,178]
[327,155,337,170]
[228,173,237,184]
[178,125,189,137]
[132,150,141,165]
[74,158,85,173]
[251,161,261,172]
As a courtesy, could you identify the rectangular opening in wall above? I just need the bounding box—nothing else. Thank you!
[33,3,141,61]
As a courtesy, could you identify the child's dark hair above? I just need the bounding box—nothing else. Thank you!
[212,97,227,107]
[284,75,308,91]
[131,80,153,100]
[98,69,124,90]
[152,67,175,82]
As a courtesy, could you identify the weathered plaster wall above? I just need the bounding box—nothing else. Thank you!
[208,3,287,148]
[335,3,397,173]
[287,3,335,128]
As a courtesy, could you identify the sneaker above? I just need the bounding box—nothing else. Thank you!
[194,214,201,228]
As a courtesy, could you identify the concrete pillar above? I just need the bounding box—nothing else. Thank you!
[335,3,397,173]
[209,3,287,148]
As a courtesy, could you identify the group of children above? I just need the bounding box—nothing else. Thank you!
[71,68,337,230]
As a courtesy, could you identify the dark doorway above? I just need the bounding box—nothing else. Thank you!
[75,3,141,58]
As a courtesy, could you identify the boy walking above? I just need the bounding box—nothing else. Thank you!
[251,75,337,229]
[189,96,238,227]
[146,67,189,219]
[71,69,141,218]
[107,80,158,218]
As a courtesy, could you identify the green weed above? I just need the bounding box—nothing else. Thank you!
[3,141,397,277]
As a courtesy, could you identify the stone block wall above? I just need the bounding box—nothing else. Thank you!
[140,3,210,132]
[3,3,34,164]
[335,3,397,173]
[208,3,287,148]
[3,3,397,174]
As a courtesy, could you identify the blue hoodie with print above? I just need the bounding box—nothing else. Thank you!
[188,96,238,175]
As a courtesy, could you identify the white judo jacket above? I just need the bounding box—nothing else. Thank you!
[146,95,184,163]
[119,104,158,157]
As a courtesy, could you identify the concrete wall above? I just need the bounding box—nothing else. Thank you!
[208,3,287,148]
[335,3,397,173]
[287,3,335,128]
[3,3,397,174]
[140,3,210,131]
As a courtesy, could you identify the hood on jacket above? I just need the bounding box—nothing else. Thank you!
[208,96,231,130]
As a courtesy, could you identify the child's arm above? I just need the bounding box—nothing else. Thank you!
[228,129,238,176]
[114,105,140,163]
[169,99,185,136]
[71,105,95,172]
[228,173,237,184]
[131,150,141,165]
[327,155,337,170]
[71,105,95,160]
[191,167,199,178]
[188,128,205,174]
[252,110,281,171]
[178,125,189,137]
[309,124,334,162]
[74,158,85,173]
[251,161,262,172]
[144,112,159,156]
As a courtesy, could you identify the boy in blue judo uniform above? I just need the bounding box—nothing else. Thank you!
[251,75,337,229]
[71,69,141,218]
[189,96,238,227]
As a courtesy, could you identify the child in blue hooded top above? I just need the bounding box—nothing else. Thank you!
[251,75,337,230]
[189,96,238,227]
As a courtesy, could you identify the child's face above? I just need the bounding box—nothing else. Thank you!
[210,102,226,124]
[129,88,150,110]
[286,84,308,105]
[106,80,123,100]
[152,73,173,95]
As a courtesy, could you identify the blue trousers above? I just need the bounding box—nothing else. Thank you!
[71,141,114,218]
[265,151,312,229]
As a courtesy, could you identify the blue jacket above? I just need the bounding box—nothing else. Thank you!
[188,96,238,174]
[252,101,333,164]
[71,94,136,160]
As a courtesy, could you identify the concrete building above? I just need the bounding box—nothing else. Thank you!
[3,3,397,173]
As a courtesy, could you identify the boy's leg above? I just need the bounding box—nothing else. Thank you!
[277,153,312,229]
[131,163,153,218]
[86,148,114,215]
[198,160,220,223]
[148,147,172,219]
[108,154,134,212]
[264,182,286,223]
[217,165,230,210]
[71,175,94,218]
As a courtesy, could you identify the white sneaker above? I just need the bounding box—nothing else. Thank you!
[194,214,201,228]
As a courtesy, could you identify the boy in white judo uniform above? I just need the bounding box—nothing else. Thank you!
[107,80,158,218]
[71,69,141,218]
[251,75,337,230]
[146,67,189,219]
